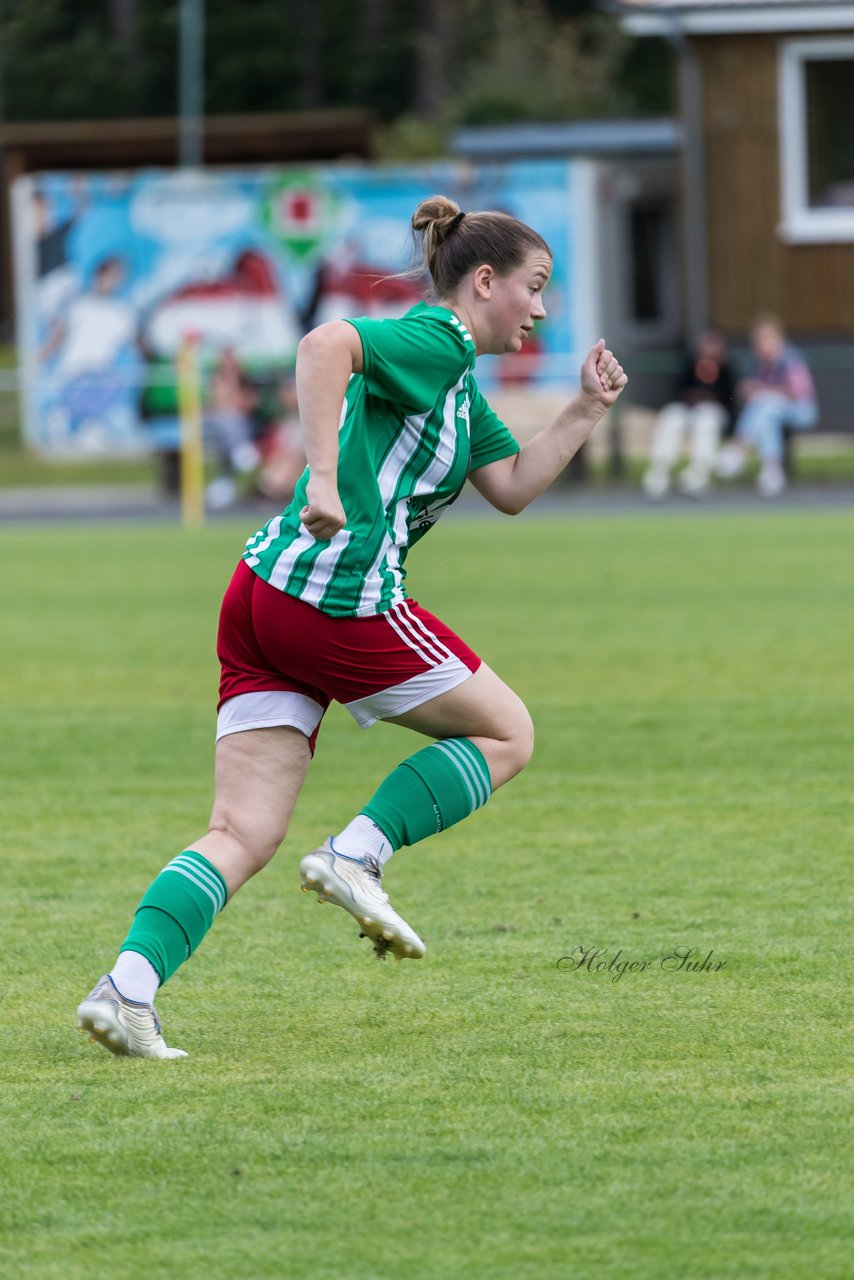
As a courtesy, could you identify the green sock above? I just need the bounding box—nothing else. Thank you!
[362,737,492,849]
[119,850,228,986]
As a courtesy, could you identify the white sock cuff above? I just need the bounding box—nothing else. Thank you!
[332,814,395,865]
[110,950,161,1006]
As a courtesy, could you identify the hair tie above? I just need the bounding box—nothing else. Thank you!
[448,211,466,232]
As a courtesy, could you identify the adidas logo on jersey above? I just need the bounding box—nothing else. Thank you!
[456,404,469,419]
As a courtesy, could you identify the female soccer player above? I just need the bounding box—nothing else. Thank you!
[77,195,627,1058]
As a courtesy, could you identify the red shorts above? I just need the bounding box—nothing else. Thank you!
[216,560,481,750]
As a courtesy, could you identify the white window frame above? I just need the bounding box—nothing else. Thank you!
[778,37,854,243]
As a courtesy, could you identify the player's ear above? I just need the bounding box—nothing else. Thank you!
[472,264,493,299]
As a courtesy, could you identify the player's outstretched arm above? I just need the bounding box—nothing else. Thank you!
[296,321,364,540]
[469,339,627,515]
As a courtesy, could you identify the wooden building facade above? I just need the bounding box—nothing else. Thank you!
[619,1,854,339]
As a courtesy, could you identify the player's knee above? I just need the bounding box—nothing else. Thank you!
[207,807,286,874]
[508,702,535,777]
[491,699,534,787]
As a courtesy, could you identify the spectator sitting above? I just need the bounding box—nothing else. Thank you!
[642,329,736,499]
[256,377,306,505]
[204,348,260,509]
[716,315,818,498]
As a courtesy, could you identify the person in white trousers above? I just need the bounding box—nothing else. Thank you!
[643,330,736,499]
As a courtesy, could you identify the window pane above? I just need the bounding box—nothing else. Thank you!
[629,202,670,322]
[805,59,854,208]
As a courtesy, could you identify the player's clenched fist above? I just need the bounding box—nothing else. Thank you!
[580,338,628,410]
[300,475,346,541]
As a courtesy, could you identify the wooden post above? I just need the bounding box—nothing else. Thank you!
[177,335,205,528]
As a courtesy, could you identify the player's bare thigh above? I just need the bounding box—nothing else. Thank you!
[385,662,534,790]
[194,725,312,895]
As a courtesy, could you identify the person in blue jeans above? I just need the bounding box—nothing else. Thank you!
[716,315,818,497]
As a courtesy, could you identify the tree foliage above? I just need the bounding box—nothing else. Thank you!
[0,0,671,130]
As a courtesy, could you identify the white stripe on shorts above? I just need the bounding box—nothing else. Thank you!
[216,690,325,742]
[395,601,455,664]
[383,606,441,668]
[345,656,474,728]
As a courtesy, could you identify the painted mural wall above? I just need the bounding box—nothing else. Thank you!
[14,160,593,456]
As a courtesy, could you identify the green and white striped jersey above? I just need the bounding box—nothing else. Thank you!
[244,303,520,617]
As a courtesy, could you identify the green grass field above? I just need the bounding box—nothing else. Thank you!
[1,510,851,1280]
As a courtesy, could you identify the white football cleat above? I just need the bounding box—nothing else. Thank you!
[641,465,670,500]
[300,840,426,960]
[77,974,188,1059]
[677,464,711,497]
[757,461,786,497]
[715,442,747,479]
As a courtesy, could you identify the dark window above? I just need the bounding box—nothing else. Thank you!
[628,201,671,323]
[804,58,854,208]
